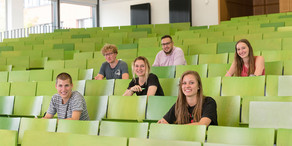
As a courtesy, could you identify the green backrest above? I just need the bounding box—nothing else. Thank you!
[53,68,79,81]
[249,101,292,129]
[250,38,282,51]
[0,71,8,82]
[72,80,86,95]
[7,56,30,69]
[282,37,292,50]
[208,36,234,44]
[53,43,75,51]
[65,59,87,69]
[261,50,283,62]
[13,96,43,117]
[198,53,228,64]
[221,76,265,96]
[146,96,177,121]
[87,58,103,77]
[234,33,263,42]
[18,118,57,144]
[278,76,292,96]
[41,96,53,117]
[79,68,93,80]
[44,60,65,70]
[138,47,161,57]
[113,79,131,95]
[84,96,108,121]
[30,56,48,69]
[36,81,56,96]
[277,128,292,146]
[0,96,14,115]
[189,43,217,55]
[204,142,255,146]
[107,95,147,121]
[175,64,208,78]
[0,82,10,96]
[57,120,99,135]
[159,78,179,96]
[201,77,221,96]
[207,63,231,77]
[42,49,64,60]
[207,126,275,146]
[85,79,114,96]
[0,117,20,131]
[151,66,175,78]
[265,75,279,96]
[185,55,198,65]
[0,129,17,146]
[99,121,149,138]
[217,42,237,54]
[8,70,30,82]
[213,96,240,127]
[265,61,283,75]
[10,82,37,96]
[149,123,206,142]
[129,137,201,146]
[118,43,138,50]
[29,69,53,82]
[284,60,292,75]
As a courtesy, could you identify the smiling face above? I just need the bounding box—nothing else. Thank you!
[56,79,73,100]
[236,42,250,59]
[104,50,117,64]
[134,60,146,77]
[181,74,199,98]
[161,37,174,55]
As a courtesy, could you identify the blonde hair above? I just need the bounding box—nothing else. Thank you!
[132,56,151,83]
[175,70,205,124]
[101,44,118,56]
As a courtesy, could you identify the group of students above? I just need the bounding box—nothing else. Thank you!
[43,35,265,127]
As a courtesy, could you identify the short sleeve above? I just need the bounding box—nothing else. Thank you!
[98,62,107,76]
[201,97,217,125]
[127,79,136,89]
[119,61,129,74]
[46,95,57,115]
[163,104,176,124]
[70,92,84,111]
[147,74,160,87]
[173,47,186,66]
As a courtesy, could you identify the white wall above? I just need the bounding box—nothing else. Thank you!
[7,0,24,30]
[99,0,219,27]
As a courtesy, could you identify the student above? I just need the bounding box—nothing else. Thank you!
[226,39,265,77]
[95,44,129,80]
[43,72,89,120]
[152,35,186,66]
[158,70,217,126]
[123,56,164,96]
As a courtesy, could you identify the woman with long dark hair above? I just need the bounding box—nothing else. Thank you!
[158,70,217,125]
[226,39,265,77]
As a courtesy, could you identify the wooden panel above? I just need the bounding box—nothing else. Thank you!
[279,0,290,12]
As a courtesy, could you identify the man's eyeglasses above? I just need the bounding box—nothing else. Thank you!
[104,53,114,56]
[161,42,172,46]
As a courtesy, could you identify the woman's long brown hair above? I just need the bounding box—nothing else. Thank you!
[234,39,255,76]
[175,70,205,124]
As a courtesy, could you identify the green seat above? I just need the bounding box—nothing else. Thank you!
[208,63,231,77]
[189,43,217,55]
[234,33,263,42]
[204,143,254,146]
[0,71,8,82]
[278,76,292,96]
[72,80,86,95]
[208,36,234,44]
[260,22,285,30]
[18,118,57,144]
[53,68,79,81]
[266,75,279,96]
[213,96,240,127]
[8,70,30,82]
[0,96,14,116]
[217,42,237,54]
[277,128,292,146]
[0,129,17,146]
[57,120,99,135]
[44,60,65,70]
[30,56,48,69]
[41,96,54,118]
[149,123,206,142]
[265,61,283,75]
[118,49,137,60]
[113,79,132,95]
[151,66,175,78]
[0,117,20,131]
[10,82,37,96]
[73,51,94,60]
[221,76,265,96]
[42,49,64,60]
[65,59,87,69]
[53,43,75,51]
[29,69,53,81]
[99,121,149,138]
[185,55,198,65]
[146,96,177,121]
[87,58,103,77]
[129,138,201,146]
[36,81,56,96]
[0,82,10,96]
[207,126,274,146]
[175,64,208,78]
[118,43,138,50]
[201,77,221,96]
[250,38,281,51]
[138,47,161,58]
[159,78,179,96]
[107,95,147,121]
[284,60,292,75]
[78,68,93,80]
[84,96,108,120]
[198,53,228,64]
[13,96,43,117]
[7,56,30,69]
[85,79,114,96]
[249,101,292,129]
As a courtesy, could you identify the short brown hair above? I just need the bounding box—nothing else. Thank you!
[56,72,72,84]
[101,44,118,56]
